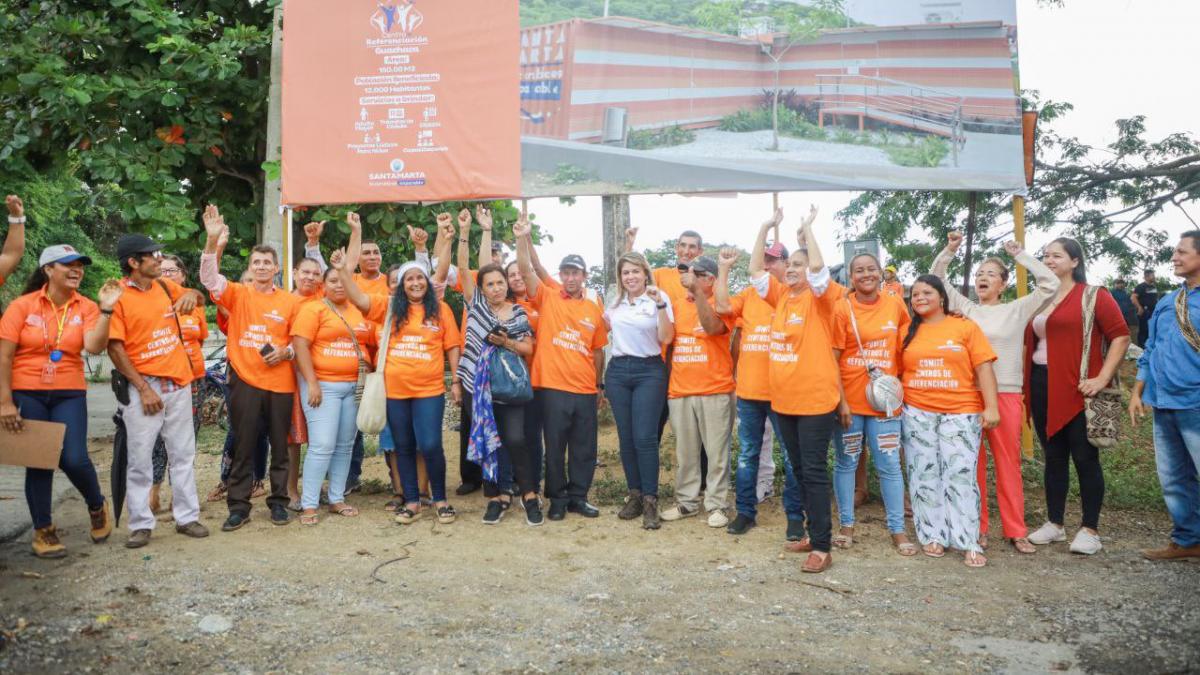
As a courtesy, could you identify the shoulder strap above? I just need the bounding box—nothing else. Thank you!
[846,296,869,362]
[321,299,369,368]
[1175,287,1200,353]
[155,280,188,349]
[1080,285,1099,383]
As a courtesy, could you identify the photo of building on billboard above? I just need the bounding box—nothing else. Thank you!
[518,0,1023,197]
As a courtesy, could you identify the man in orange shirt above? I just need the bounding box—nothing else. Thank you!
[108,234,208,548]
[882,265,905,299]
[354,239,389,297]
[516,220,608,520]
[660,256,737,528]
[199,205,302,531]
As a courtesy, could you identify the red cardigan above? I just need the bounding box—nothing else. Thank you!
[1023,283,1129,439]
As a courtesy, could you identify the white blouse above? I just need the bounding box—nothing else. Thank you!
[605,290,673,358]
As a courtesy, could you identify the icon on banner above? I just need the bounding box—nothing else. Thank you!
[370,1,423,37]
[390,159,405,173]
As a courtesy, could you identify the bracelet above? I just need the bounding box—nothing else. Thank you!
[7,216,25,224]
[656,303,667,310]
[100,309,113,316]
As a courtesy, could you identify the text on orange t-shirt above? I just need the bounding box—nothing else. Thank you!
[901,315,997,414]
[530,282,607,395]
[762,275,844,416]
[290,300,375,382]
[211,281,301,393]
[669,293,735,399]
[367,296,460,399]
[831,293,911,417]
[723,286,775,401]
[108,278,195,386]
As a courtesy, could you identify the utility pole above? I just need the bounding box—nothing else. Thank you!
[601,195,629,299]
[262,3,289,287]
[961,191,977,297]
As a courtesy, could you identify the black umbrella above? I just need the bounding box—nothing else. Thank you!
[111,410,127,527]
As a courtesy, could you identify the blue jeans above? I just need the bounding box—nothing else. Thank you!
[735,397,805,521]
[833,414,906,534]
[299,380,359,510]
[379,425,395,453]
[606,356,667,497]
[1153,408,1200,547]
[348,432,364,486]
[16,390,104,529]
[387,396,447,504]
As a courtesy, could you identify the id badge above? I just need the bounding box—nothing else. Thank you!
[41,361,57,384]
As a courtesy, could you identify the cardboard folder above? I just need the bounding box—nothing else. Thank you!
[0,420,66,470]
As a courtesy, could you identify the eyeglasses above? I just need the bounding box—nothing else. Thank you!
[160,266,181,275]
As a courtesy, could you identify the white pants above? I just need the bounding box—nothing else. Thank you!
[123,379,200,532]
[756,422,776,501]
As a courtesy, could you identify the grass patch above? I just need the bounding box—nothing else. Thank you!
[627,125,695,150]
[550,163,596,185]
[883,135,951,168]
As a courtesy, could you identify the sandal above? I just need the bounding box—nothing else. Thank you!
[300,511,319,526]
[394,507,421,525]
[205,482,227,503]
[833,527,854,549]
[1010,537,1037,554]
[922,543,946,558]
[328,504,359,517]
[437,505,457,524]
[979,534,990,550]
[964,550,988,568]
[891,533,918,557]
[384,497,404,513]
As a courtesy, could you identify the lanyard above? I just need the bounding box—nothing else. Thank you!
[43,296,74,360]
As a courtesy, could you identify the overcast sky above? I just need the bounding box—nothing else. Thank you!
[520,0,1199,283]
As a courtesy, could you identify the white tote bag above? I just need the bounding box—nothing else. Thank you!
[356,302,392,434]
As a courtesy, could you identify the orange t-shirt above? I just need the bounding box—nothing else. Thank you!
[653,267,687,307]
[367,296,460,399]
[669,293,735,399]
[530,283,607,394]
[211,281,301,393]
[108,278,195,386]
[762,276,844,415]
[290,300,375,382]
[0,289,98,391]
[883,280,904,298]
[724,286,776,401]
[901,315,997,414]
[353,272,389,297]
[831,294,911,416]
[178,307,209,379]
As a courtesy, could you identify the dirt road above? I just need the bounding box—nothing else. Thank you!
[1,434,1198,673]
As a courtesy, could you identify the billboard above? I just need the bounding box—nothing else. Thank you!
[280,0,521,205]
[518,0,1024,197]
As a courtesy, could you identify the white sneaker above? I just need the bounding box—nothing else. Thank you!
[1027,522,1067,545]
[707,510,730,528]
[1069,529,1103,555]
[660,504,699,522]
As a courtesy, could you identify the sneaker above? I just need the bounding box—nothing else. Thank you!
[1028,522,1067,545]
[618,491,643,520]
[707,510,730,528]
[32,525,67,559]
[1069,529,1102,555]
[547,502,567,521]
[124,529,151,549]
[221,513,251,532]
[726,513,755,535]
[786,519,806,542]
[1142,541,1200,561]
[568,500,600,518]
[175,521,210,538]
[482,500,505,525]
[524,498,544,526]
[89,501,112,543]
[270,504,291,526]
[642,495,661,530]
[660,504,698,522]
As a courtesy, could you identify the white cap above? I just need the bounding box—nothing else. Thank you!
[39,244,92,267]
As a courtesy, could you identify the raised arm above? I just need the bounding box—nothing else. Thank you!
[344,212,362,274]
[931,230,972,312]
[513,213,539,299]
[799,205,822,272]
[85,281,123,354]
[456,209,476,302]
[715,247,739,314]
[1007,240,1060,318]
[199,204,229,294]
[749,209,781,280]
[646,286,674,344]
[623,226,637,255]
[475,205,492,271]
[431,213,455,286]
[304,220,328,273]
[1,195,27,282]
[331,248,371,315]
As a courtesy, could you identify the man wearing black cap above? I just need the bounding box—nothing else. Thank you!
[515,217,609,520]
[107,234,208,548]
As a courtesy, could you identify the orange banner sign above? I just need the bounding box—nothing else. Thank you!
[281,0,521,205]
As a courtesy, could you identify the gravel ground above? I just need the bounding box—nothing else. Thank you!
[1,433,1198,674]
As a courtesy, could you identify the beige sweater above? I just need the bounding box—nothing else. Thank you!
[931,249,1059,393]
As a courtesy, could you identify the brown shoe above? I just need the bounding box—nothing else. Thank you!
[785,537,813,553]
[125,529,151,549]
[641,495,660,530]
[1142,541,1200,561]
[32,525,67,559]
[175,521,210,539]
[801,551,832,573]
[618,491,643,520]
[149,483,162,514]
[89,501,112,543]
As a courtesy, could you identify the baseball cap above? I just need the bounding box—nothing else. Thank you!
[116,234,164,264]
[885,265,897,273]
[38,244,93,267]
[764,242,788,259]
[690,256,719,276]
[559,254,587,271]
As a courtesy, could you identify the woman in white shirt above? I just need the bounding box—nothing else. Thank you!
[603,252,674,529]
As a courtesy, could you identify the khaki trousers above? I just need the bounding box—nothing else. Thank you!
[669,393,734,513]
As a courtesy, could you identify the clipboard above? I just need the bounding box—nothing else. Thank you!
[0,420,66,470]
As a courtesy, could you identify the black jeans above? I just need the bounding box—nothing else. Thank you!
[541,388,598,506]
[482,402,536,498]
[1030,364,1105,529]
[226,370,292,516]
[776,410,837,552]
[605,355,667,496]
[458,396,484,488]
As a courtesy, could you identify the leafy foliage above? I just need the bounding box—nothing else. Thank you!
[627,125,696,150]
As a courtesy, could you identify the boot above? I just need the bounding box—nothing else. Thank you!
[32,525,67,558]
[89,501,112,543]
[618,490,643,520]
[641,495,661,530]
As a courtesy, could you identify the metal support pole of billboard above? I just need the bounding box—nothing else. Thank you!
[1018,108,1038,459]
[282,207,293,291]
[602,195,630,300]
[961,191,978,297]
[262,3,285,259]
[772,192,780,243]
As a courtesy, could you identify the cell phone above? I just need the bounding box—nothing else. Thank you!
[488,325,508,337]
[259,343,275,357]
[677,263,690,272]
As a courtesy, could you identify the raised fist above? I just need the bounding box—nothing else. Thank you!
[718,246,740,268]
[646,286,661,303]
[624,227,638,248]
[329,247,347,271]
[345,212,362,231]
[5,195,24,218]
[1002,239,1022,258]
[407,224,429,248]
[475,204,492,231]
[946,230,964,252]
[764,208,783,230]
[512,214,531,239]
[304,220,326,246]
[456,208,471,232]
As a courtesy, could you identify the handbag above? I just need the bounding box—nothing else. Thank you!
[846,296,903,417]
[356,301,392,434]
[487,343,533,405]
[1080,285,1122,449]
[321,299,371,403]
[1176,287,1200,353]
